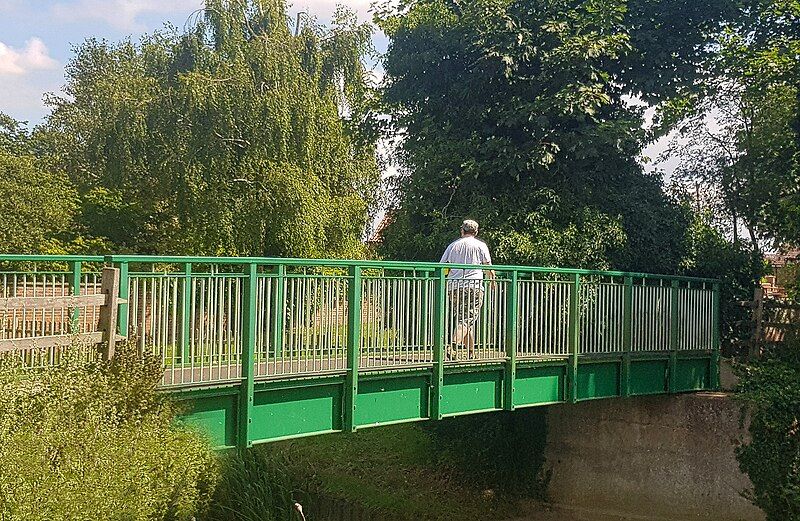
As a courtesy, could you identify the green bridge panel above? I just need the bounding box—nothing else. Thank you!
[175,354,714,448]
[356,374,429,426]
[513,365,565,407]
[630,359,669,395]
[440,369,504,416]
[251,381,344,442]
[674,358,711,392]
[180,392,237,449]
[577,362,620,400]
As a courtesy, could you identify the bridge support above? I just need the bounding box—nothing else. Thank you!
[237,262,258,448]
[430,268,446,420]
[343,265,362,432]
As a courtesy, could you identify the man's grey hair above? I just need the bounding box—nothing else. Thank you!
[461,219,479,235]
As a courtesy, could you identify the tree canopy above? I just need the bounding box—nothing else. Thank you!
[43,0,380,258]
[0,114,80,255]
[375,0,738,272]
[666,0,800,252]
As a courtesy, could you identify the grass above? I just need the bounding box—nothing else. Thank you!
[241,409,550,521]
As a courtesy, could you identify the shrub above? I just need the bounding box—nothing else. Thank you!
[735,336,800,520]
[0,342,217,520]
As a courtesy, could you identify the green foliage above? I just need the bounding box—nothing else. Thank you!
[44,0,380,258]
[668,0,800,250]
[241,417,548,521]
[779,263,800,302]
[0,150,78,255]
[735,336,800,520]
[201,450,296,521]
[0,343,217,520]
[376,0,700,272]
[679,214,764,347]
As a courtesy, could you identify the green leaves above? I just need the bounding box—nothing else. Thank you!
[0,149,78,255]
[736,339,800,520]
[44,0,380,258]
[377,0,698,272]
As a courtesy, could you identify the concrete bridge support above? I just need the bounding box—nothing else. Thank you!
[541,393,764,521]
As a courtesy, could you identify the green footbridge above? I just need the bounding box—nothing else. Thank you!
[0,255,720,448]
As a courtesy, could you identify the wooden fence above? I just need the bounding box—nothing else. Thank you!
[738,286,800,357]
[0,267,125,359]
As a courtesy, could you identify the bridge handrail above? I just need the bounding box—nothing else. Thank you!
[0,254,719,284]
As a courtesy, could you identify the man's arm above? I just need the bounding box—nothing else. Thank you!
[481,243,494,279]
[440,243,452,263]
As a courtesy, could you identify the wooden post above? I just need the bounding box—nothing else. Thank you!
[750,286,764,359]
[98,266,120,360]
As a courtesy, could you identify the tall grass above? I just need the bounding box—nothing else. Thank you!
[201,448,301,521]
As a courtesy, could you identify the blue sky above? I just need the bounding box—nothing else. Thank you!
[0,0,386,125]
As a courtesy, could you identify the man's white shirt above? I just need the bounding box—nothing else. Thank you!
[440,236,492,287]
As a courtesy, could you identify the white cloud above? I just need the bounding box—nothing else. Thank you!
[0,38,59,76]
[51,0,203,31]
[0,0,22,12]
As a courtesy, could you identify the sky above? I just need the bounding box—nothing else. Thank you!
[0,0,385,124]
[0,0,670,171]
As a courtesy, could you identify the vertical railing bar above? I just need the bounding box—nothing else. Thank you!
[237,262,257,448]
[503,270,518,410]
[344,265,362,432]
[568,274,581,403]
[68,261,81,335]
[431,267,446,420]
[669,280,679,393]
[622,276,633,397]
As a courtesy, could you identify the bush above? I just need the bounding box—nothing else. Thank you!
[0,343,217,520]
[735,336,800,520]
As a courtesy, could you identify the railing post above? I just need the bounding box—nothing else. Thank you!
[621,276,633,398]
[669,279,680,393]
[568,273,581,403]
[116,261,129,338]
[68,260,81,334]
[430,267,446,420]
[419,271,430,352]
[344,265,362,432]
[98,266,120,360]
[181,262,192,364]
[711,282,721,390]
[272,264,286,361]
[503,271,518,410]
[237,262,258,448]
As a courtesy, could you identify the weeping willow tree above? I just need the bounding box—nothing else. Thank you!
[44,0,380,258]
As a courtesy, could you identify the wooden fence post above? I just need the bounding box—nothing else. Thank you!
[750,286,765,359]
[98,267,120,360]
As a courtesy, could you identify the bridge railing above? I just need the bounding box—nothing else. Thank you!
[0,255,720,392]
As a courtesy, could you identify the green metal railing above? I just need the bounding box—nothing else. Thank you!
[0,254,720,385]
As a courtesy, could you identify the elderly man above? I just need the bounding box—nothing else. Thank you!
[439,219,494,360]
